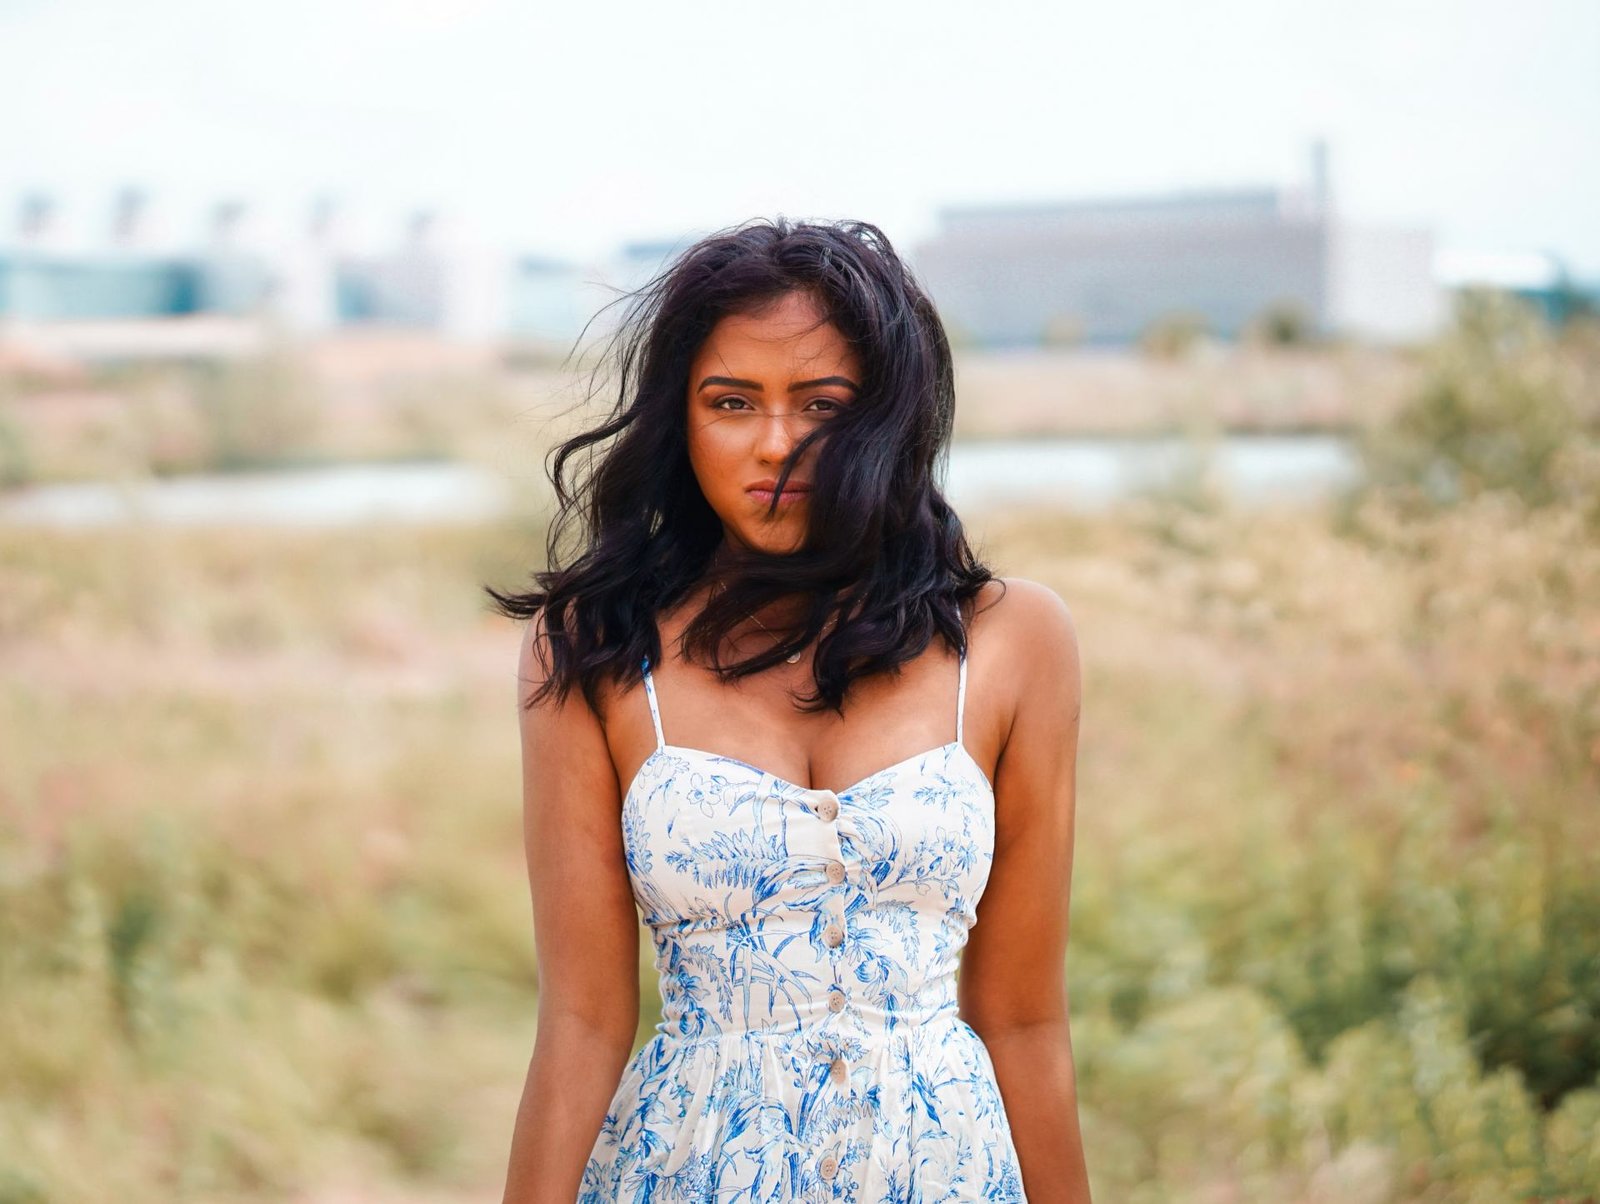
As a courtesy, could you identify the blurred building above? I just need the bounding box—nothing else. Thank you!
[613,238,694,293]
[911,141,1443,347]
[191,199,275,316]
[21,155,1579,360]
[334,209,447,327]
[0,193,517,352]
[507,254,591,342]
[501,237,693,348]
[0,191,199,321]
[273,194,341,333]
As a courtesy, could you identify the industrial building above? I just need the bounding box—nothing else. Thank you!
[7,151,1594,362]
[909,142,1444,347]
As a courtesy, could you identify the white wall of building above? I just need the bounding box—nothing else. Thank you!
[1327,223,1445,344]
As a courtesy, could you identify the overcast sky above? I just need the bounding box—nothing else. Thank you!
[2,0,1596,273]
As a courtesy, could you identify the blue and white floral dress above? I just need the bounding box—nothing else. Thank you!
[579,641,1027,1202]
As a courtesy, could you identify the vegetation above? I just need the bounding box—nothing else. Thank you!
[1,299,1596,1200]
[1351,289,1600,524]
[1139,310,1211,360]
[1246,298,1317,347]
[0,338,545,487]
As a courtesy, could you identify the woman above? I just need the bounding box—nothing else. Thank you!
[490,218,1089,1201]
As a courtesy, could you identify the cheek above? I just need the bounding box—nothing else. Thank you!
[687,418,746,502]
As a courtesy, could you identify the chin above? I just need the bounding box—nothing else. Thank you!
[736,526,805,557]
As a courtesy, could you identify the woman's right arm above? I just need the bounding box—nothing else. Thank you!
[501,613,641,1202]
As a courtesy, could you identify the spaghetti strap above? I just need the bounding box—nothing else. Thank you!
[640,656,666,750]
[956,645,969,747]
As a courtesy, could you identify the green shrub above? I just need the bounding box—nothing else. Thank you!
[1355,288,1600,518]
[1247,298,1316,347]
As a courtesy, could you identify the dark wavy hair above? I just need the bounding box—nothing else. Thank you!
[484,216,998,715]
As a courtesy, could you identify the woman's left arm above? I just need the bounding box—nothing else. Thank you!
[960,577,1091,1202]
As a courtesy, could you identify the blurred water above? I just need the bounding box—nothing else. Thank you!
[0,434,1359,527]
[0,460,511,527]
[946,432,1360,509]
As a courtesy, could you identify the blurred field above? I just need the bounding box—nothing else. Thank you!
[0,331,1423,489]
[2,297,1599,1202]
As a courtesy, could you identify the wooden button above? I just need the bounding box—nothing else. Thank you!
[819,1152,839,1178]
[815,796,839,821]
[827,988,846,1013]
[830,1057,848,1086]
[825,861,845,884]
[823,922,844,947]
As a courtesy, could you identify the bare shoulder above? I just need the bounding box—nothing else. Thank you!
[970,575,1080,672]
[515,605,612,747]
[516,605,552,701]
[968,576,1081,754]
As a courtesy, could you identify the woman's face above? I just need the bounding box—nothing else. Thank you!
[686,290,860,556]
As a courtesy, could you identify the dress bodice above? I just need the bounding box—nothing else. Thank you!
[582,638,1026,1201]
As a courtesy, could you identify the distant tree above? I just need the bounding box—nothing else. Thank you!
[1247,298,1315,347]
[1139,311,1208,361]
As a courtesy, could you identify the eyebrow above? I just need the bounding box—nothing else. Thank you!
[697,375,860,393]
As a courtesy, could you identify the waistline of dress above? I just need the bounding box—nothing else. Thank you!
[650,1003,981,1047]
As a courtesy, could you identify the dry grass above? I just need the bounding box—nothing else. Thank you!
[951,341,1419,440]
[0,334,1420,489]
[1,481,1596,1202]
[3,302,1596,1201]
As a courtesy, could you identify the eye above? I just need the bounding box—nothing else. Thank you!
[710,395,844,413]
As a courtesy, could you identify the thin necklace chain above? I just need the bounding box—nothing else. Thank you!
[714,580,836,665]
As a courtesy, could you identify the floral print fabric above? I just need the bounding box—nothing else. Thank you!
[579,647,1027,1202]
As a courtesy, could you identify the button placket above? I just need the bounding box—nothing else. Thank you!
[813,788,850,960]
[829,1055,849,1089]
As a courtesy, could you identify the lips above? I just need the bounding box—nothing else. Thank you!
[747,479,812,505]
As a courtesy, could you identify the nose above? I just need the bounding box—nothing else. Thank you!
[754,411,805,464]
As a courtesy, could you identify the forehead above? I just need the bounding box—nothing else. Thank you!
[691,293,858,376]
